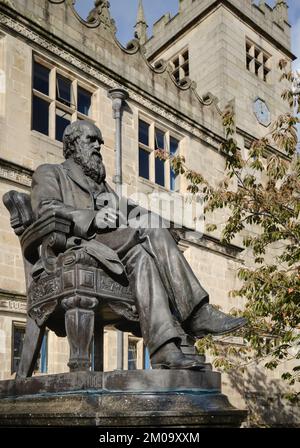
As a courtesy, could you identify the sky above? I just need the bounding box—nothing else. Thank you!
[74,0,300,68]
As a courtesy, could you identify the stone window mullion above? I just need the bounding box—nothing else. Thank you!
[49,66,56,140]
[165,130,171,190]
[72,79,78,122]
[149,122,155,183]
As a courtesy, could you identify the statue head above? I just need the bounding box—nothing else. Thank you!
[63,120,106,183]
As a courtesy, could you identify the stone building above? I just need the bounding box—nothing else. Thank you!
[0,0,298,426]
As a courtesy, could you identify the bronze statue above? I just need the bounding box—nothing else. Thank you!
[30,120,246,370]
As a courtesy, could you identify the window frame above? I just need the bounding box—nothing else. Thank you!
[245,39,271,83]
[138,115,181,192]
[127,337,139,371]
[170,48,190,84]
[11,321,26,375]
[11,321,48,375]
[31,54,95,143]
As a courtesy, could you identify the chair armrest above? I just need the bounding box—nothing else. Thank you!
[20,210,72,264]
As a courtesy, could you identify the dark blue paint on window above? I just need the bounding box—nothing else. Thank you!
[32,96,49,136]
[78,86,91,116]
[155,128,165,150]
[139,120,150,146]
[155,157,165,187]
[56,74,71,106]
[170,137,179,191]
[33,62,50,95]
[56,109,71,142]
[139,147,150,180]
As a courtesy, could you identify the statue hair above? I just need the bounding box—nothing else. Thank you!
[63,121,87,159]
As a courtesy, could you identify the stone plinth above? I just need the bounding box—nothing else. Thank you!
[0,370,247,427]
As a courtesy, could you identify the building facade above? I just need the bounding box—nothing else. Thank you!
[0,0,298,426]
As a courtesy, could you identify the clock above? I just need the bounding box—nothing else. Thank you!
[253,98,271,127]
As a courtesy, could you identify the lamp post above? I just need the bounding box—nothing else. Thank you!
[108,88,128,370]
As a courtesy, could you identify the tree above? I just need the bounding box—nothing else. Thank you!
[158,60,300,401]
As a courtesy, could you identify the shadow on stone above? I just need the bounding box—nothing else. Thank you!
[226,365,299,427]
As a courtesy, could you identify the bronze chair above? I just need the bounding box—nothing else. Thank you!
[3,190,201,378]
[3,190,142,378]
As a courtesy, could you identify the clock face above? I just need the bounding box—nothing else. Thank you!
[253,98,271,126]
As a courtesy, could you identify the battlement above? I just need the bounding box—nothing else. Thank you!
[146,0,292,60]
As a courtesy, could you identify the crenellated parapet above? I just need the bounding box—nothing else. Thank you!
[272,0,289,28]
[146,0,292,61]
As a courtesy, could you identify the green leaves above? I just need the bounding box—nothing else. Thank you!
[199,64,300,399]
[271,114,299,157]
[170,154,186,175]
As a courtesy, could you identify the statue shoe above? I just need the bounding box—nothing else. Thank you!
[186,303,247,338]
[150,341,205,370]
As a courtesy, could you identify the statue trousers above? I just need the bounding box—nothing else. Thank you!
[96,225,208,355]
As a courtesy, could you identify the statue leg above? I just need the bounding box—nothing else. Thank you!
[16,315,45,379]
[122,244,181,356]
[62,296,98,372]
[140,227,246,337]
[139,227,209,322]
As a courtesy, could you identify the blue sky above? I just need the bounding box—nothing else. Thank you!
[74,0,300,67]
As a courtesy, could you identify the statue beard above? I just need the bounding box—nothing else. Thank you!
[73,149,106,184]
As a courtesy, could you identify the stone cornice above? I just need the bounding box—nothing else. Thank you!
[0,5,224,148]
[0,289,26,314]
[0,158,32,187]
[177,228,244,261]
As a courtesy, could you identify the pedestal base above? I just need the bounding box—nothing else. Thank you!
[0,371,247,427]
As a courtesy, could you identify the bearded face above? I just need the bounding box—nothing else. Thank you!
[73,145,106,184]
[72,125,106,184]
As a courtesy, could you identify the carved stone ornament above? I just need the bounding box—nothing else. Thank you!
[87,0,116,33]
[28,274,61,307]
[0,0,15,9]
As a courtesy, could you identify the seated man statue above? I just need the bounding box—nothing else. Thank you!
[31,120,246,370]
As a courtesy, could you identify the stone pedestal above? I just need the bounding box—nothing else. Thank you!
[0,370,247,427]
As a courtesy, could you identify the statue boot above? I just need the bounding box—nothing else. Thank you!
[185,303,247,338]
[150,341,205,370]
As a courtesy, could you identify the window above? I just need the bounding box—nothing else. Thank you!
[12,324,25,374]
[155,128,165,187]
[170,49,189,84]
[128,338,138,370]
[32,57,94,142]
[245,40,271,82]
[170,136,179,191]
[139,120,150,180]
[12,323,48,374]
[138,118,181,191]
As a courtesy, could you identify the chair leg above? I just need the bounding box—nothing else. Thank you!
[93,323,104,372]
[16,316,45,379]
[62,296,98,372]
